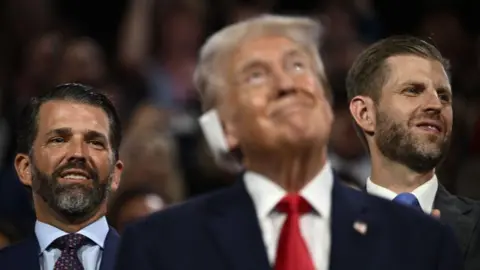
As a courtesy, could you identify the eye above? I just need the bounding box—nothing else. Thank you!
[48,137,65,144]
[403,87,422,95]
[88,140,105,149]
[246,69,266,85]
[292,61,306,72]
[437,90,452,102]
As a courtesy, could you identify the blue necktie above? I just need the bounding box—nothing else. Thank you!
[393,193,422,211]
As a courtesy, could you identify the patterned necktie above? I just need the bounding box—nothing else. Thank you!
[274,194,315,270]
[51,233,87,270]
[393,192,422,211]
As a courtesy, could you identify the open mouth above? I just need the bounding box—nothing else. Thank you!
[415,120,443,134]
[59,169,91,181]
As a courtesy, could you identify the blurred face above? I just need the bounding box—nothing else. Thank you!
[374,55,453,172]
[160,12,202,53]
[25,33,62,83]
[330,107,365,159]
[56,40,106,85]
[116,194,164,233]
[19,101,123,222]
[221,36,333,153]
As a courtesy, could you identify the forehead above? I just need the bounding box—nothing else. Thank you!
[232,36,306,67]
[383,55,450,89]
[37,100,110,136]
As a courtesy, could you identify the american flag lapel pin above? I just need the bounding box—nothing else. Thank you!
[353,221,368,235]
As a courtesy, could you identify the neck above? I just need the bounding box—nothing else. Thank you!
[33,194,106,233]
[369,147,434,193]
[244,144,327,192]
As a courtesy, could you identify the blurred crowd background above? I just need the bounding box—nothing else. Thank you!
[1,0,480,249]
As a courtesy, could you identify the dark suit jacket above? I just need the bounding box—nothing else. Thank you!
[435,185,480,270]
[0,227,120,270]
[115,179,463,270]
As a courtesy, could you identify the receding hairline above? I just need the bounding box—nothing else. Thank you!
[199,15,322,56]
[194,14,326,111]
[346,36,450,101]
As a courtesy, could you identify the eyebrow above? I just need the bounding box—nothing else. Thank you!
[236,49,307,74]
[237,59,266,75]
[283,49,306,59]
[45,127,72,138]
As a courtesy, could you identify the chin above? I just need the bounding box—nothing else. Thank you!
[415,147,442,159]
[282,132,326,148]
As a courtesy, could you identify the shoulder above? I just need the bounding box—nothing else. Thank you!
[437,185,480,220]
[451,194,480,210]
[343,184,450,230]
[0,235,35,260]
[124,186,231,236]
[0,238,30,253]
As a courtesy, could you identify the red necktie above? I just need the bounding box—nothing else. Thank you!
[274,194,315,270]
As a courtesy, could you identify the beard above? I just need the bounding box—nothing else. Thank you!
[374,109,451,173]
[31,158,112,223]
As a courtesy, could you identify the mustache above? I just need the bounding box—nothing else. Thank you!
[51,159,98,182]
[409,111,444,124]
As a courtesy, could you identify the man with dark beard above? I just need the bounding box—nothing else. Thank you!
[0,83,124,270]
[348,35,480,270]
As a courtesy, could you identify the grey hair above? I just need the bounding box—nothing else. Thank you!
[193,14,328,111]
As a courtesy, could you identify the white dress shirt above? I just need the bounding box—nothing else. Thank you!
[35,216,109,270]
[244,163,334,270]
[366,175,439,213]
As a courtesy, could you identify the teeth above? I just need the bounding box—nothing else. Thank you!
[419,125,439,132]
[63,174,87,180]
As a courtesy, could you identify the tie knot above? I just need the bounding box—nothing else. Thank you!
[276,194,311,214]
[51,233,87,251]
[393,193,421,210]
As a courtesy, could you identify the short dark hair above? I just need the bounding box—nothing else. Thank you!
[16,83,122,160]
[346,35,450,102]
[345,35,450,151]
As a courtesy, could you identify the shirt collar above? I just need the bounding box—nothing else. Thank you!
[244,162,334,219]
[366,175,439,213]
[35,216,109,254]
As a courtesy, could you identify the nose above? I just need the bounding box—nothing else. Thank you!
[423,89,443,114]
[66,137,88,162]
[274,70,296,98]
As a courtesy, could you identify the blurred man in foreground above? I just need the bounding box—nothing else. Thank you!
[115,15,462,270]
[0,83,124,270]
[348,35,480,269]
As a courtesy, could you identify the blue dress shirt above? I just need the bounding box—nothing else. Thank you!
[35,216,109,270]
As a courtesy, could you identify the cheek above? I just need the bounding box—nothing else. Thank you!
[297,73,323,94]
[247,94,267,111]
[35,150,63,173]
[92,154,113,175]
[235,89,268,118]
[445,109,454,131]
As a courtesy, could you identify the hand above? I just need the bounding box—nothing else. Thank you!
[431,209,441,219]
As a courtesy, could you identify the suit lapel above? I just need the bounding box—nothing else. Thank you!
[434,184,475,255]
[205,180,271,270]
[330,180,374,270]
[99,228,120,270]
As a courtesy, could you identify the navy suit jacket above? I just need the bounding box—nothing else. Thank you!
[115,179,463,270]
[0,227,119,270]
